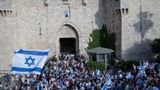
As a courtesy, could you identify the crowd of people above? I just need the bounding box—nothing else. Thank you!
[0,53,160,90]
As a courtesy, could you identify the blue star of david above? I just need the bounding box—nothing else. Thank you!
[25,56,35,67]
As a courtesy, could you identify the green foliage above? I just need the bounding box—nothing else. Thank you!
[87,29,101,49]
[87,61,106,72]
[151,39,160,63]
[151,39,160,54]
[87,24,116,56]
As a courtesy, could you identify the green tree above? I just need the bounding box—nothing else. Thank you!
[151,39,160,54]
[87,61,106,72]
[151,39,160,63]
[87,29,101,49]
[87,25,116,56]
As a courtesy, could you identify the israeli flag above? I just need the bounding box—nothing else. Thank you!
[101,77,112,90]
[143,61,149,69]
[11,49,49,75]
[126,72,133,79]
[136,65,146,78]
[95,69,100,76]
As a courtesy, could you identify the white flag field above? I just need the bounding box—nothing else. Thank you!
[11,49,49,75]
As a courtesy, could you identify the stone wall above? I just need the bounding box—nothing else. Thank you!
[0,0,159,70]
[0,0,104,70]
[105,0,122,59]
[121,0,160,60]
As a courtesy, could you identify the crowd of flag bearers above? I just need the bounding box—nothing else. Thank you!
[0,49,160,90]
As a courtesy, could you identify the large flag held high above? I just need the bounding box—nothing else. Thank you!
[11,49,49,75]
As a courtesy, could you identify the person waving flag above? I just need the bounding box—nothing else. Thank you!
[101,76,112,90]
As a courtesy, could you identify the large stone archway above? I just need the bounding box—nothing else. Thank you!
[57,24,79,54]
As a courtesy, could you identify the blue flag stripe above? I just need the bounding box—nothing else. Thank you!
[15,49,48,56]
[12,67,42,72]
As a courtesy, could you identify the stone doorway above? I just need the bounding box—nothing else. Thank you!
[56,24,79,55]
[59,38,76,54]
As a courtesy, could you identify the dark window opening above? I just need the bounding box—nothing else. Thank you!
[82,0,87,6]
[116,9,121,15]
[4,10,6,16]
[122,8,125,14]
[65,14,68,17]
[116,9,119,14]
[126,8,129,14]
[118,9,121,14]
[0,10,2,16]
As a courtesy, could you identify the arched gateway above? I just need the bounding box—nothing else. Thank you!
[57,24,79,54]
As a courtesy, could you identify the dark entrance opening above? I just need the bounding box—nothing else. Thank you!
[60,38,76,54]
